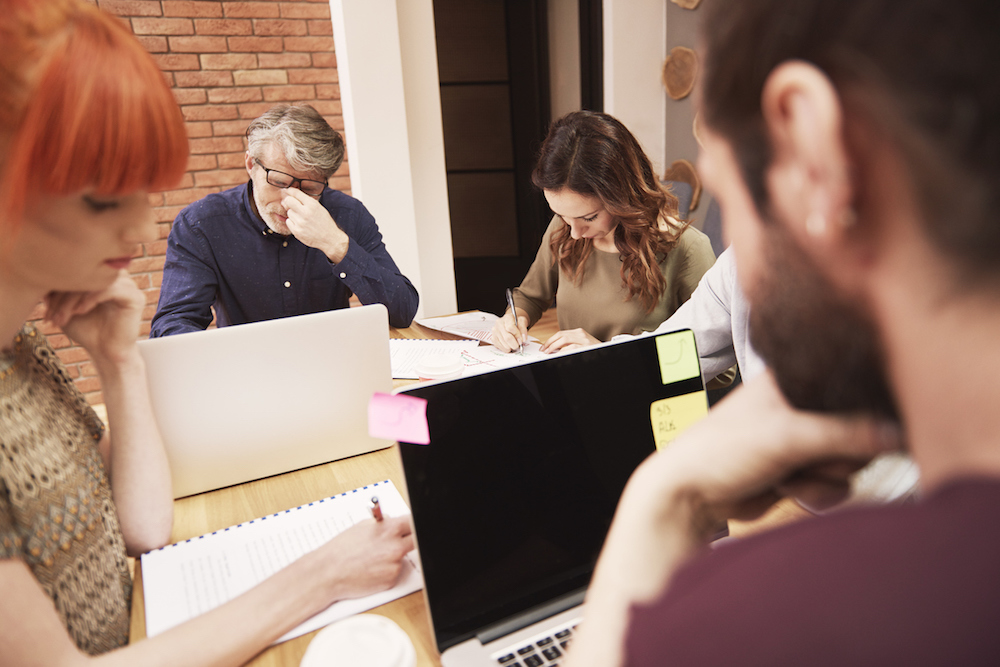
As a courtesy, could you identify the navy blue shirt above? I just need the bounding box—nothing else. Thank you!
[151,182,419,336]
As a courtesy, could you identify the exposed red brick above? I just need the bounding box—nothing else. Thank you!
[157,223,173,240]
[129,255,169,273]
[200,53,258,70]
[315,83,340,100]
[162,1,223,18]
[130,273,153,289]
[57,347,91,365]
[174,88,208,105]
[136,35,168,52]
[79,362,98,378]
[185,121,213,138]
[288,68,336,84]
[174,71,234,88]
[145,240,169,256]
[329,175,351,192]
[311,52,336,68]
[189,136,245,155]
[168,35,229,53]
[85,391,105,406]
[194,169,248,187]
[141,305,157,321]
[75,377,104,395]
[131,17,193,35]
[283,35,334,52]
[144,288,162,305]
[47,334,71,349]
[195,18,253,35]
[227,36,284,52]
[155,204,187,223]
[262,84,315,102]
[280,2,331,19]
[307,19,332,36]
[212,119,252,136]
[218,151,249,169]
[258,53,312,69]
[233,69,288,86]
[304,100,341,116]
[223,2,279,19]
[182,104,239,121]
[208,87,263,104]
[185,154,219,172]
[154,53,201,71]
[97,0,162,17]
[172,172,195,189]
[253,19,307,36]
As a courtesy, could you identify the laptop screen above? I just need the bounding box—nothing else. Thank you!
[398,332,705,651]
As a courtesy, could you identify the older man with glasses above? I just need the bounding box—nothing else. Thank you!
[151,104,418,337]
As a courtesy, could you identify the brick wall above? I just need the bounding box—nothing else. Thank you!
[31,0,348,405]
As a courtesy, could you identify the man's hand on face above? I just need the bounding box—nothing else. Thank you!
[281,187,350,263]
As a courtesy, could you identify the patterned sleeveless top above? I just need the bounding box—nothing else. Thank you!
[0,324,131,654]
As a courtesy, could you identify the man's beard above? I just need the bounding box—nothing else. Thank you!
[747,222,900,420]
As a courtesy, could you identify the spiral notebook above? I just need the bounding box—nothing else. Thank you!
[140,479,422,644]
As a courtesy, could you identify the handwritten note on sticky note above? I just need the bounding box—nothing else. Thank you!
[655,330,701,385]
[649,391,709,449]
[368,393,430,445]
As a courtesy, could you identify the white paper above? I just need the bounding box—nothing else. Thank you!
[457,342,549,374]
[140,480,423,645]
[389,339,481,379]
[415,312,501,343]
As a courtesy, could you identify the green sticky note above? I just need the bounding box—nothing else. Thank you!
[655,330,700,385]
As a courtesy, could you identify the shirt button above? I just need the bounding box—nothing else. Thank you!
[282,241,288,248]
[284,281,291,288]
[339,272,347,279]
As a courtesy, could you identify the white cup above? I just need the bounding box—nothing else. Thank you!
[414,353,463,382]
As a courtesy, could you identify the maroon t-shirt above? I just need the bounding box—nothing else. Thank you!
[626,478,1000,665]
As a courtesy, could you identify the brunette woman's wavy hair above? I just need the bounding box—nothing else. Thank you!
[0,0,188,238]
[532,111,687,312]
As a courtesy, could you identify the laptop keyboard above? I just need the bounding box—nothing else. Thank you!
[492,619,580,667]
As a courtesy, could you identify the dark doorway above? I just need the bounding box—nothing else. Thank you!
[434,0,552,316]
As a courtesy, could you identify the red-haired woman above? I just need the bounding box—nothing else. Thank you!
[491,111,717,354]
[0,0,412,662]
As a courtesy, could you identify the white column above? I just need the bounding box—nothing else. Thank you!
[329,0,457,318]
[602,0,667,174]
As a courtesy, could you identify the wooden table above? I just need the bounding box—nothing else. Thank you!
[127,309,811,665]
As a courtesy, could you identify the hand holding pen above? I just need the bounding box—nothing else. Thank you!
[491,289,529,354]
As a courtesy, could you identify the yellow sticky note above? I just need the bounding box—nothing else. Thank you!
[655,330,700,385]
[649,391,709,449]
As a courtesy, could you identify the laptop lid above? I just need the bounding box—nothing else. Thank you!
[139,305,393,498]
[396,330,707,655]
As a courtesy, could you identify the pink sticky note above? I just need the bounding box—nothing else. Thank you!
[368,392,430,445]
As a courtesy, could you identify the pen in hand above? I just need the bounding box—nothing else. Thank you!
[370,496,383,522]
[505,288,525,355]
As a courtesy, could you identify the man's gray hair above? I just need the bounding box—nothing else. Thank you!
[245,104,345,179]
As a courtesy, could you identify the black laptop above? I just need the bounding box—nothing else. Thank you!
[395,329,707,667]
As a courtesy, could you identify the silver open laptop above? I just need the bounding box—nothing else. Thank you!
[138,305,393,498]
[396,330,707,666]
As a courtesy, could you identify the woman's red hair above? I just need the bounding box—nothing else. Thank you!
[0,0,188,233]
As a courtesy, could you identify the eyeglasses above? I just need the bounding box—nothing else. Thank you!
[254,159,326,197]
